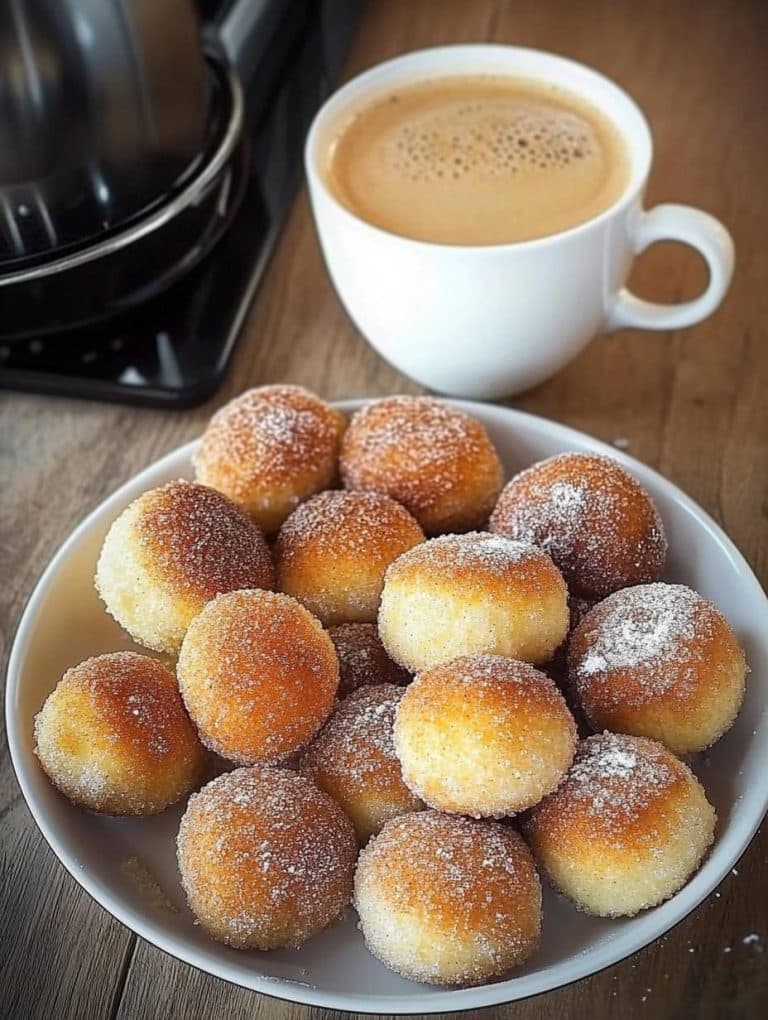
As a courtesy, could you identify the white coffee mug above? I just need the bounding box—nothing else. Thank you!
[305,45,734,399]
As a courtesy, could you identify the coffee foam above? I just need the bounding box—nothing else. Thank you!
[388,102,596,183]
[326,75,630,245]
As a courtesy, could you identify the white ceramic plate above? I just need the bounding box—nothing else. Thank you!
[6,400,768,1014]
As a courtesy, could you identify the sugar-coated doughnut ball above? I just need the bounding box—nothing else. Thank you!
[177,766,356,949]
[394,655,576,817]
[523,732,715,917]
[34,652,205,815]
[275,490,424,626]
[569,583,747,754]
[340,396,503,534]
[378,532,569,672]
[177,590,338,764]
[489,452,667,598]
[194,385,347,533]
[96,480,274,654]
[329,623,411,697]
[301,684,423,842]
[355,811,541,985]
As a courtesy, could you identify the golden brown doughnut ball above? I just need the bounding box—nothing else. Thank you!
[394,655,576,817]
[34,652,205,815]
[489,452,667,599]
[355,811,541,985]
[275,490,424,626]
[569,583,747,754]
[95,480,274,655]
[378,532,569,672]
[194,385,347,533]
[177,589,338,764]
[301,684,423,843]
[340,396,503,534]
[523,732,716,917]
[329,623,411,697]
[177,766,356,949]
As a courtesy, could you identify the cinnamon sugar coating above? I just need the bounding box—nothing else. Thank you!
[35,652,205,815]
[329,623,411,697]
[177,766,356,949]
[355,811,541,985]
[340,396,503,534]
[194,385,347,533]
[490,452,667,598]
[275,490,423,626]
[301,684,423,842]
[177,590,338,765]
[95,479,274,654]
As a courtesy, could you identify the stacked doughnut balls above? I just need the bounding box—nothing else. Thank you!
[34,386,748,988]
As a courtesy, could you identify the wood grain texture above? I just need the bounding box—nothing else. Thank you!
[2,1,766,1018]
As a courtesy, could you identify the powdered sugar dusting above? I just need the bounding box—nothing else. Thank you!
[489,451,667,597]
[177,766,356,948]
[553,732,681,828]
[387,531,550,580]
[300,685,423,842]
[355,811,541,983]
[549,480,586,511]
[570,583,712,703]
[302,684,405,788]
[343,396,490,492]
[195,385,345,486]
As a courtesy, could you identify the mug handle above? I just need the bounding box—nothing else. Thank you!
[605,204,734,332]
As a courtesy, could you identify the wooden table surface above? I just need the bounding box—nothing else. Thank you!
[2,1,766,1017]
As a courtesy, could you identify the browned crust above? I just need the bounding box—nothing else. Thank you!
[177,590,339,763]
[358,811,541,940]
[43,652,202,766]
[194,385,347,497]
[135,480,275,600]
[490,452,667,598]
[340,396,503,533]
[276,490,424,563]
[177,766,357,948]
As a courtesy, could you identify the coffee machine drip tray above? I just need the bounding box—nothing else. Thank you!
[0,1,359,408]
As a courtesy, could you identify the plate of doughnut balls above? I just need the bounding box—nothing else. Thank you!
[8,385,768,1012]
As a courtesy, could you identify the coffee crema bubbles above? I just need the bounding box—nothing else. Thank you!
[325,75,631,245]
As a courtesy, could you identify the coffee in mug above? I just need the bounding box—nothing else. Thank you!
[325,75,631,245]
[307,46,734,398]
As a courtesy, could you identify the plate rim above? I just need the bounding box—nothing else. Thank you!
[6,398,768,1013]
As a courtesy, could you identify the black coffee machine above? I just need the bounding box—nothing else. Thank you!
[0,0,360,406]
